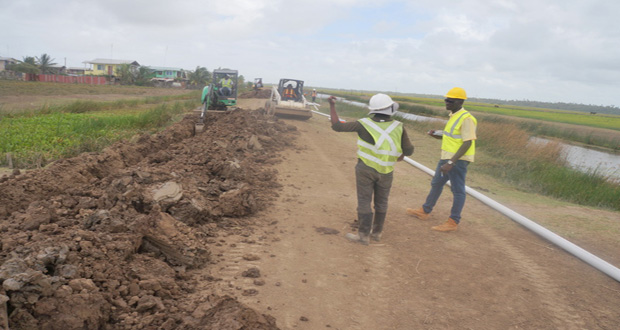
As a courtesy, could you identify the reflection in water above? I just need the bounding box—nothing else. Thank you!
[530,137,620,183]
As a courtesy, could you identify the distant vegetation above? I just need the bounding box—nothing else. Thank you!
[469,98,620,116]
[322,90,620,151]
[317,95,620,211]
[321,88,620,115]
[0,83,200,168]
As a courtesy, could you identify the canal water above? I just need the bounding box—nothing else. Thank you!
[320,95,620,183]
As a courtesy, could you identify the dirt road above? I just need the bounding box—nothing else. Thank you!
[214,99,620,329]
[1,97,618,329]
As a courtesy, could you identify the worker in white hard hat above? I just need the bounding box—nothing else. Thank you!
[406,87,477,232]
[328,94,414,245]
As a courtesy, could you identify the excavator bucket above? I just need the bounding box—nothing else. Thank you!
[194,122,204,134]
[273,102,312,120]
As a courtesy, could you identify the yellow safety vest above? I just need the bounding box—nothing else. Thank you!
[220,78,233,88]
[441,109,477,156]
[357,118,404,174]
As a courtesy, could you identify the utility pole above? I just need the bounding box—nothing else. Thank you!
[164,46,168,66]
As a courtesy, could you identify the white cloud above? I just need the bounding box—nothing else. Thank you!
[1,0,619,106]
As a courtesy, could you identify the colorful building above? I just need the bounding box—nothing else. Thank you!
[83,58,140,76]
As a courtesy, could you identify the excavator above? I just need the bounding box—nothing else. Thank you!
[253,78,263,91]
[265,78,317,120]
[195,69,238,133]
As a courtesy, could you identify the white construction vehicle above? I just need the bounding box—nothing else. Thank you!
[265,78,318,120]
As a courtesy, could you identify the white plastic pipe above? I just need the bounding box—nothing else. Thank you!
[312,109,329,117]
[403,156,620,283]
[312,104,620,282]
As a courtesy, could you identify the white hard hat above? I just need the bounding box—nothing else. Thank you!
[368,93,398,116]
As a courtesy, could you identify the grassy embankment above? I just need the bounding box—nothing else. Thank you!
[315,95,620,211]
[0,82,201,168]
[400,96,620,151]
[320,89,620,149]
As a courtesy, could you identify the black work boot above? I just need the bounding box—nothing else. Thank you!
[371,212,386,242]
[345,213,373,245]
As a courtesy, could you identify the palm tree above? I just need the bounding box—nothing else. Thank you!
[187,66,211,88]
[9,56,40,74]
[36,54,57,74]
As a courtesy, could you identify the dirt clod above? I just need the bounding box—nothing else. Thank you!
[242,267,262,278]
[0,109,291,329]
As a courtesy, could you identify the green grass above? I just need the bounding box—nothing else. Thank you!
[0,99,199,168]
[393,95,620,131]
[0,80,164,96]
[483,115,620,151]
[1,92,200,117]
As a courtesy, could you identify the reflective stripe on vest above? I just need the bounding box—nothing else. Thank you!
[221,79,232,88]
[283,89,296,98]
[357,118,404,174]
[441,109,477,156]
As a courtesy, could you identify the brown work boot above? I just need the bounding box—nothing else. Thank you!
[406,207,430,220]
[431,218,458,232]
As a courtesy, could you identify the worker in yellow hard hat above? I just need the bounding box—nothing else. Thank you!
[328,94,414,245]
[406,87,477,232]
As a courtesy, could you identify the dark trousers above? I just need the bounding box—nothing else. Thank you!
[355,161,393,234]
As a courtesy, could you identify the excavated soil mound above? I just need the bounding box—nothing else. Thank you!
[0,108,294,329]
[238,89,271,99]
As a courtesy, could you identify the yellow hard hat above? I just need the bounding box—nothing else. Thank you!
[445,87,467,100]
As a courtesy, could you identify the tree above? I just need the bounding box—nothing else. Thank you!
[187,66,211,88]
[134,66,153,87]
[115,64,153,86]
[36,54,57,74]
[115,63,135,85]
[9,56,40,74]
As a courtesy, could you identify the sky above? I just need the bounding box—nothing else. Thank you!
[1,0,620,108]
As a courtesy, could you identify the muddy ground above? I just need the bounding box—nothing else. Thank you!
[1,91,619,330]
[0,105,290,329]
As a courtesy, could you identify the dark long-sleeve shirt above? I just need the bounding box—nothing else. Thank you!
[331,115,414,156]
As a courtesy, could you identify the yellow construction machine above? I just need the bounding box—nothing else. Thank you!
[265,78,318,120]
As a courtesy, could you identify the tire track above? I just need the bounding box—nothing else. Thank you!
[211,239,265,297]
[479,227,587,330]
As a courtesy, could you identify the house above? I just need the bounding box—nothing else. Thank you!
[147,66,186,80]
[47,65,66,75]
[83,58,140,76]
[66,67,89,75]
[146,66,188,87]
[0,57,19,71]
